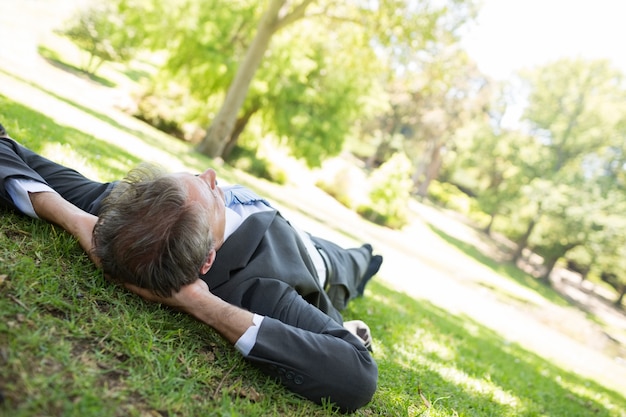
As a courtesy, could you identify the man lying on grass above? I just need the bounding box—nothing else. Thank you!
[0,124,382,412]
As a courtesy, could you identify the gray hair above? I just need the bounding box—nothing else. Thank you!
[93,163,214,296]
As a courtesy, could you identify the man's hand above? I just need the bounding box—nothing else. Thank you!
[124,279,210,314]
[125,279,255,344]
[344,320,373,352]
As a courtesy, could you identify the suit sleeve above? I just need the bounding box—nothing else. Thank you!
[0,137,112,215]
[225,277,378,413]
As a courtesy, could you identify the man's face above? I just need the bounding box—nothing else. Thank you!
[172,168,226,249]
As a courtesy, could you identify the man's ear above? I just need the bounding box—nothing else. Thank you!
[199,249,216,275]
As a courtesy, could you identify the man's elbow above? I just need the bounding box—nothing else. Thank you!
[330,355,378,413]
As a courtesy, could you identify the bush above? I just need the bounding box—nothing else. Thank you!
[428,180,473,213]
[357,153,412,229]
[315,157,369,209]
[133,92,187,139]
[228,146,287,185]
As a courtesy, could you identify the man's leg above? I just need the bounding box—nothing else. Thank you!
[310,236,382,311]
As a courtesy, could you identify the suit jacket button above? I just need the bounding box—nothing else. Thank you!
[294,375,304,385]
[286,371,295,380]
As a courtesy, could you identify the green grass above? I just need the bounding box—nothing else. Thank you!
[1,97,626,416]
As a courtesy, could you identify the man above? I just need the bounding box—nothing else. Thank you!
[0,124,382,412]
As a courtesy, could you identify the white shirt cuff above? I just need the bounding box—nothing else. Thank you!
[5,178,57,218]
[234,313,264,356]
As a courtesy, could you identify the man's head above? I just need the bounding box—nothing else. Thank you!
[93,164,225,297]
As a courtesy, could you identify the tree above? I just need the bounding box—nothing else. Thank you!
[593,203,626,306]
[584,129,626,305]
[358,0,480,173]
[529,180,604,283]
[509,59,625,268]
[61,0,145,75]
[193,0,479,162]
[111,0,479,168]
[455,122,540,235]
[260,27,377,167]
[196,0,316,157]
[407,48,490,196]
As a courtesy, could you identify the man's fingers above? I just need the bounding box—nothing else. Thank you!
[123,283,160,302]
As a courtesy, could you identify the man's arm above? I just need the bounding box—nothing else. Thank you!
[143,277,377,412]
[231,278,378,412]
[27,190,255,345]
[29,191,99,262]
[125,280,254,344]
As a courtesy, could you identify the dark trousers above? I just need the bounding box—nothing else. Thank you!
[310,235,369,311]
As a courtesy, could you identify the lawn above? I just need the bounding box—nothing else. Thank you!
[1,96,626,416]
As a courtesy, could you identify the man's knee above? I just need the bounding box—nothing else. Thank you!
[327,284,349,311]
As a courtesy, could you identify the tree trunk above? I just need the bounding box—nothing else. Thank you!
[222,107,258,160]
[579,269,589,283]
[484,212,496,235]
[540,256,559,285]
[366,136,392,169]
[197,0,315,158]
[510,217,537,264]
[417,140,443,197]
[543,243,579,284]
[197,0,286,158]
[615,288,625,307]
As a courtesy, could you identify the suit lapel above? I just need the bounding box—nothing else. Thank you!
[201,210,277,287]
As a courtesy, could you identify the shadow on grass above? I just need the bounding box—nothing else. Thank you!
[38,46,117,88]
[426,223,571,307]
[345,280,626,416]
[0,96,140,181]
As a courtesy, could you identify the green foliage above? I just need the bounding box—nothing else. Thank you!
[125,0,481,167]
[61,0,145,74]
[133,89,188,139]
[156,0,258,101]
[357,153,412,229]
[427,180,473,213]
[521,58,624,174]
[452,107,543,225]
[228,146,287,185]
[261,21,379,168]
[439,58,626,292]
[589,202,626,303]
[315,158,369,209]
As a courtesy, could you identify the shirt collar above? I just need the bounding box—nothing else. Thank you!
[223,206,243,242]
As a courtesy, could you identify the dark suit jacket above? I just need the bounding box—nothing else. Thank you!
[0,137,377,412]
[203,210,377,411]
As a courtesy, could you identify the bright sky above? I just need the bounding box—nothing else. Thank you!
[461,0,626,80]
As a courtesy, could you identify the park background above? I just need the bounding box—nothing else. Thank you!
[1,0,626,416]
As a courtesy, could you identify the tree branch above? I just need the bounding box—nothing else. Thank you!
[273,0,316,33]
[304,12,365,26]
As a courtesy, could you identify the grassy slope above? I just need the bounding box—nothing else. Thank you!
[1,91,626,417]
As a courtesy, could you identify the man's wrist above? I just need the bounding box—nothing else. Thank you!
[234,314,264,356]
[188,291,255,344]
